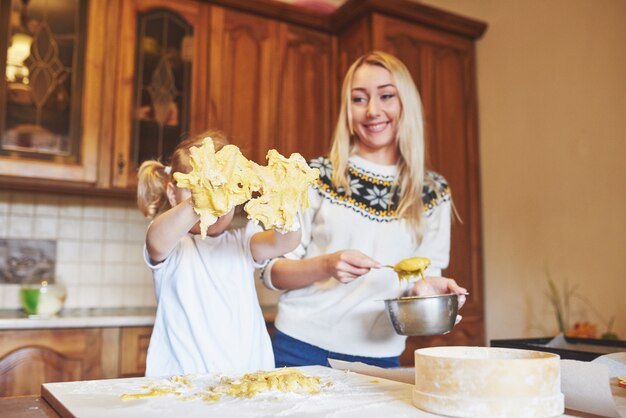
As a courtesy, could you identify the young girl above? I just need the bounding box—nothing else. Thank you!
[137,130,301,377]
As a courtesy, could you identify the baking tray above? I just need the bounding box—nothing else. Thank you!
[490,336,626,361]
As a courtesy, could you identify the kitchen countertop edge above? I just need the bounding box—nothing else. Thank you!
[0,306,277,329]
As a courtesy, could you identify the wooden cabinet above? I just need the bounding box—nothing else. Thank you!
[208,6,333,163]
[0,328,102,397]
[0,326,152,397]
[0,0,108,187]
[110,0,210,189]
[119,326,152,377]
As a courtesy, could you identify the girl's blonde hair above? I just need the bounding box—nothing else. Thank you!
[329,51,427,242]
[137,130,229,219]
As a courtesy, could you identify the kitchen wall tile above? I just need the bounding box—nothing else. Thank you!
[60,196,83,219]
[81,219,104,241]
[7,214,34,238]
[9,193,36,216]
[80,263,103,286]
[64,285,81,308]
[100,285,123,308]
[123,243,144,264]
[34,216,59,239]
[124,265,148,285]
[83,198,106,219]
[75,285,101,307]
[0,190,273,311]
[2,284,20,309]
[105,202,128,221]
[125,221,148,243]
[35,194,60,216]
[103,264,125,285]
[127,205,145,222]
[56,240,81,263]
[56,263,81,286]
[141,285,156,306]
[141,268,153,286]
[58,219,81,240]
[103,242,125,263]
[0,191,9,213]
[0,213,7,236]
[80,241,103,263]
[103,222,126,242]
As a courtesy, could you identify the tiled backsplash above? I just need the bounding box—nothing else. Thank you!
[0,190,280,311]
[0,190,154,309]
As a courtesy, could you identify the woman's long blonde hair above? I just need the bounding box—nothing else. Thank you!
[136,130,229,219]
[329,51,427,241]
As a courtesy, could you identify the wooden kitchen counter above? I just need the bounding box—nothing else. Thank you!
[0,396,60,418]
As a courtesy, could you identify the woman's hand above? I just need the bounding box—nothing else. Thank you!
[405,277,468,325]
[323,250,380,284]
[405,276,467,306]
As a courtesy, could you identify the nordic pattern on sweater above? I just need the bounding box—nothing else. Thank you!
[308,156,450,221]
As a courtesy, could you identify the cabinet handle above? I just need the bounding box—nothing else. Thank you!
[117,154,126,175]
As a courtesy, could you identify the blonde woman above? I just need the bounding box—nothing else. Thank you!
[262,51,467,368]
[137,130,301,376]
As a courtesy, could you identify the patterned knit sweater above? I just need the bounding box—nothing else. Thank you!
[263,155,451,357]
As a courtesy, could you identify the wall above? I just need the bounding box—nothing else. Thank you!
[419,0,626,340]
[0,190,155,309]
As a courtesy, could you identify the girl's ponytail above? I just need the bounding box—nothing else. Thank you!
[137,160,171,219]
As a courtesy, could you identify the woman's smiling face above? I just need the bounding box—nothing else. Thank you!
[350,63,401,164]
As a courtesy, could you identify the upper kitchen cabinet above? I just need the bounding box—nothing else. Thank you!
[0,0,104,186]
[110,0,210,189]
[207,6,334,165]
[207,6,278,165]
[273,23,335,161]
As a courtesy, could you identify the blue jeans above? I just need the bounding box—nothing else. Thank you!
[272,329,400,368]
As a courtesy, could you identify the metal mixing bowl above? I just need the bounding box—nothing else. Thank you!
[384,293,458,336]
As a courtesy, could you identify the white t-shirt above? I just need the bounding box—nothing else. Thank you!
[144,222,273,377]
[262,155,451,358]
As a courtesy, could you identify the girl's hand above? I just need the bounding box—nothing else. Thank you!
[323,250,380,284]
[405,277,468,309]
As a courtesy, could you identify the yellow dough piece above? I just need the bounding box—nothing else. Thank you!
[244,150,319,232]
[221,368,322,398]
[393,257,431,281]
[173,137,255,238]
[174,137,319,238]
[121,369,323,402]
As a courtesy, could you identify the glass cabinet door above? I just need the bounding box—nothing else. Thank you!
[0,0,106,185]
[132,9,192,168]
[0,0,85,162]
[112,0,208,189]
